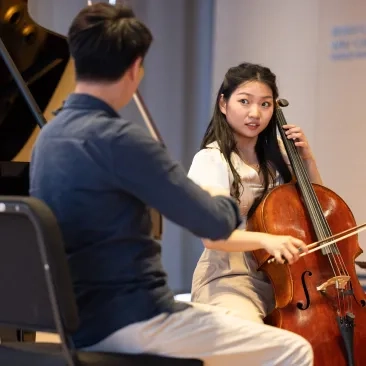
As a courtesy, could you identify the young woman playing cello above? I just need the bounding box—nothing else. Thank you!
[188,62,323,323]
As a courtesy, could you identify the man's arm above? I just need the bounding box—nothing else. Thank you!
[111,122,241,240]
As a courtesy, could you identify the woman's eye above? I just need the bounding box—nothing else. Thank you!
[239,99,249,104]
[262,101,271,107]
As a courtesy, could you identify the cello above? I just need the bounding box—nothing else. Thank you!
[247,98,366,366]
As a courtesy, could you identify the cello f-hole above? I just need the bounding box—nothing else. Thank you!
[297,271,312,310]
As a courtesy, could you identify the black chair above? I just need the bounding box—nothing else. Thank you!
[0,196,203,366]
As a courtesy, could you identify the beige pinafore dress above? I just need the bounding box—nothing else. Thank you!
[188,141,288,323]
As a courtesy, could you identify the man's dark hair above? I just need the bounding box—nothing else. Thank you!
[67,3,153,82]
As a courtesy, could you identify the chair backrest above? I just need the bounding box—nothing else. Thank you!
[0,196,79,336]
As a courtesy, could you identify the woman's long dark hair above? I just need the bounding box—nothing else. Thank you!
[201,62,292,218]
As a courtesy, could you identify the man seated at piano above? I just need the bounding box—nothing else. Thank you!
[29,3,313,365]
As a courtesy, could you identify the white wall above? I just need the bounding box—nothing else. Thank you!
[213,0,366,260]
[315,0,366,234]
[213,0,319,143]
[29,0,87,36]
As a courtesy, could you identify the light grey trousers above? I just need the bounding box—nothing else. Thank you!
[83,302,313,366]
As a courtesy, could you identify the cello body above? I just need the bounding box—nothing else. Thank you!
[247,99,366,366]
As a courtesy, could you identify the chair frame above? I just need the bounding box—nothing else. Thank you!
[0,198,76,364]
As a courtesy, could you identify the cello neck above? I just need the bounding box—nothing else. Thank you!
[276,99,331,241]
[276,99,312,191]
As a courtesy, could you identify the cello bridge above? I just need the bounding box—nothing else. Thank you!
[316,275,350,292]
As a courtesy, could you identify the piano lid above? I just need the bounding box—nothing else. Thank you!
[0,0,71,161]
[0,0,162,239]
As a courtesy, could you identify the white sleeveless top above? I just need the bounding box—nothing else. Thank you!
[187,140,290,316]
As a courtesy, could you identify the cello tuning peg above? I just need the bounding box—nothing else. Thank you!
[277,99,289,108]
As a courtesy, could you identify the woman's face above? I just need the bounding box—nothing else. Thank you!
[220,81,274,145]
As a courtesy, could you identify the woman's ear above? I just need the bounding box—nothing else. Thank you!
[219,94,227,115]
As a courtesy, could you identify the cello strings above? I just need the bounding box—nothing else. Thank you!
[281,111,348,276]
[294,154,350,276]
[277,110,347,314]
[277,107,350,315]
[276,110,342,275]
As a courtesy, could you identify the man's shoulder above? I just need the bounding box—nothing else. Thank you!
[99,116,155,151]
[35,110,159,163]
[42,109,147,139]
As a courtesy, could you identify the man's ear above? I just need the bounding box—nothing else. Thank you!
[128,57,144,83]
[219,94,227,115]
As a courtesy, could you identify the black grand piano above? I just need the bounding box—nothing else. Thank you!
[0,0,71,342]
[0,0,71,195]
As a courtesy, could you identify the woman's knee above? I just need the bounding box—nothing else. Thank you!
[290,333,314,365]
